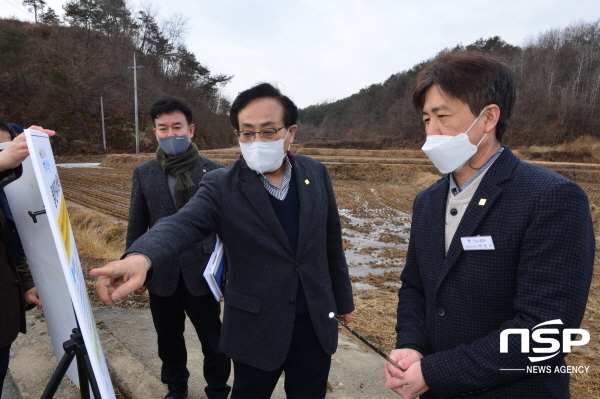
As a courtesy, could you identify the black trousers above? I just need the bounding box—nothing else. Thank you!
[230,312,331,399]
[149,275,231,399]
[0,343,10,398]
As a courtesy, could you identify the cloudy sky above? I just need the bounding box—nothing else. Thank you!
[1,0,599,107]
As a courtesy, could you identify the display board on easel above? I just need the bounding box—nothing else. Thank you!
[1,130,115,398]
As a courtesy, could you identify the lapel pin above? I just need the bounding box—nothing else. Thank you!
[478,199,487,206]
[202,168,207,173]
[305,179,310,185]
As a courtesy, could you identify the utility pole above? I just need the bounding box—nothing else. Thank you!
[100,96,106,152]
[127,53,143,154]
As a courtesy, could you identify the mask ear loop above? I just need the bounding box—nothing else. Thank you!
[283,128,292,157]
[286,128,293,151]
[464,107,487,137]
[469,132,489,170]
[468,107,489,170]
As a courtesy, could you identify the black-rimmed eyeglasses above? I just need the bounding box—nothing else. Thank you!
[236,127,285,143]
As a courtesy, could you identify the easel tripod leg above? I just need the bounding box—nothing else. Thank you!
[40,328,103,399]
[40,340,77,398]
[76,350,90,399]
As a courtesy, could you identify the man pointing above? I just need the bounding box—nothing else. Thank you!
[92,83,355,399]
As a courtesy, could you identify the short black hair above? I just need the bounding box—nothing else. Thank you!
[413,51,516,142]
[150,97,193,126]
[229,83,298,130]
[10,123,23,134]
[0,116,16,139]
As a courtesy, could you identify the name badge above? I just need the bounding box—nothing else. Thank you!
[461,236,495,251]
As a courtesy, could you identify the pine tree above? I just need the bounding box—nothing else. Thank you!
[22,0,47,24]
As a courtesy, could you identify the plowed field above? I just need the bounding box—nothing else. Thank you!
[60,167,132,220]
[59,147,600,399]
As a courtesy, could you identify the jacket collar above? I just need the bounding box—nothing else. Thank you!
[434,146,520,291]
[238,154,317,258]
[151,157,209,213]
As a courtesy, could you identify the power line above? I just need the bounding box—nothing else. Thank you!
[2,0,36,19]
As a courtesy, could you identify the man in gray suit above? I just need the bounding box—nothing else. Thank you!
[92,84,355,399]
[126,97,230,399]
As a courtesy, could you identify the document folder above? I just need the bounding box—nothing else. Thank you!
[203,238,227,301]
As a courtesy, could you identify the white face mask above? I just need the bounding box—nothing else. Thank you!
[421,108,488,174]
[239,130,290,174]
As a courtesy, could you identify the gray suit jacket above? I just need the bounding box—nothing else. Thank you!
[126,156,224,297]
[127,154,355,370]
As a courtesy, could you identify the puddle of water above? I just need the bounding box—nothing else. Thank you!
[57,163,103,168]
[352,282,379,290]
[340,208,411,288]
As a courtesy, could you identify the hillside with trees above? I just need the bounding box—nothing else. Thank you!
[0,0,234,154]
[1,7,599,154]
[299,20,600,149]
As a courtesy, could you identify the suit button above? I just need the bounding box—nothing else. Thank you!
[437,307,445,316]
[450,208,458,216]
[14,279,20,286]
[289,299,295,305]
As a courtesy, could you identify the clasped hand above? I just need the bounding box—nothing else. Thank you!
[384,348,429,399]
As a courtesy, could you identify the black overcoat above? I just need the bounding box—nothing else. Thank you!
[126,156,223,296]
[127,155,355,370]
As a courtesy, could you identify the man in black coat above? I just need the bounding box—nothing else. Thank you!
[126,98,230,399]
[384,51,595,399]
[92,84,355,399]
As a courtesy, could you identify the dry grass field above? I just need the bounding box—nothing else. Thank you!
[60,144,600,398]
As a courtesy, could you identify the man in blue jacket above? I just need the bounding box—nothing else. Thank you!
[384,51,595,398]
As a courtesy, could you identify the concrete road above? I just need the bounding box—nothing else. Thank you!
[6,308,400,399]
